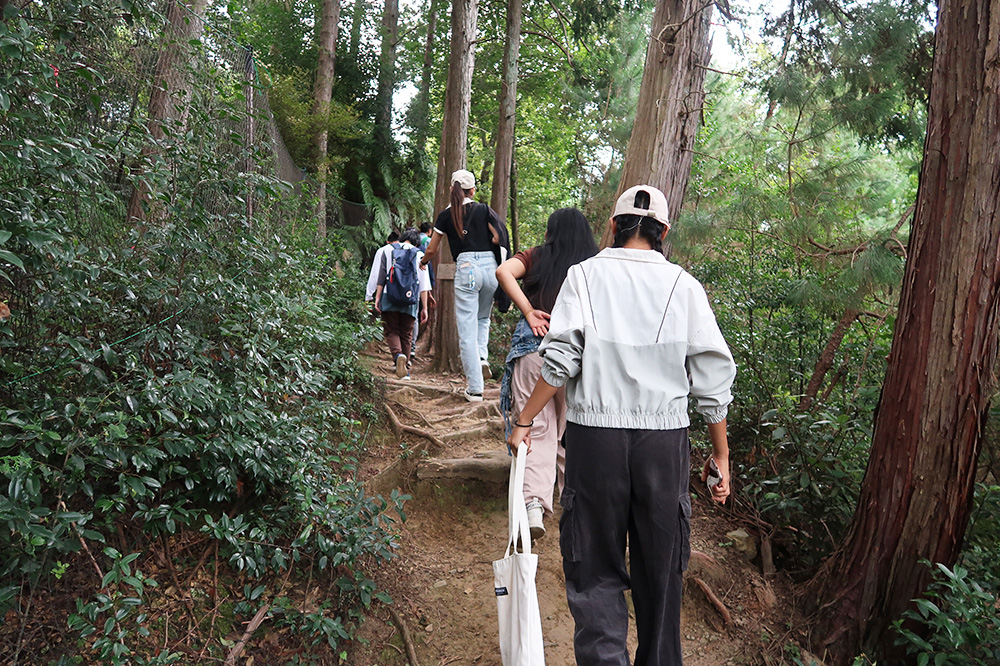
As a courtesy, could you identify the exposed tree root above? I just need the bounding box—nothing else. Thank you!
[390,401,434,427]
[693,577,732,628]
[386,605,421,666]
[386,403,445,450]
[386,377,458,394]
[440,424,498,441]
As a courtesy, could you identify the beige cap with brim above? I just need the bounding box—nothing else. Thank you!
[613,184,669,228]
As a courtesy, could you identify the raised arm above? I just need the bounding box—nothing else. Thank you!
[496,256,550,336]
[420,232,442,267]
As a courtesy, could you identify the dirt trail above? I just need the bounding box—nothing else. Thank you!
[350,350,804,666]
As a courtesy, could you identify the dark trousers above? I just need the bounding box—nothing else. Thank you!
[560,423,691,666]
[381,310,415,359]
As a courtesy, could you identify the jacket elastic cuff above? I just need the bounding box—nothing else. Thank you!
[698,405,729,424]
[540,364,568,389]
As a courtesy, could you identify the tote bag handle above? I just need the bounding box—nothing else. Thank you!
[505,445,532,558]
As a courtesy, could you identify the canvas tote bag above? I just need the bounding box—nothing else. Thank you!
[493,444,546,666]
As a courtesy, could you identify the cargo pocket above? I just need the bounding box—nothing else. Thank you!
[559,486,581,562]
[678,493,692,572]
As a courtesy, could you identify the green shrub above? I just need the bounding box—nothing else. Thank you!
[894,562,1000,665]
[739,403,871,570]
[0,0,401,660]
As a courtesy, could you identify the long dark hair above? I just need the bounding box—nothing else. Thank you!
[612,189,664,253]
[522,208,598,312]
[450,181,471,235]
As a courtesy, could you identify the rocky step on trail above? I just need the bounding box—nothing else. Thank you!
[351,350,817,666]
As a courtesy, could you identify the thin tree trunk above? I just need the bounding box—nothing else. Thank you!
[604,0,712,256]
[509,152,519,254]
[374,0,400,158]
[414,0,439,354]
[433,0,478,215]
[127,0,209,224]
[799,308,859,411]
[411,0,439,156]
[348,0,365,61]
[243,48,255,227]
[490,0,521,222]
[807,0,1000,661]
[313,0,341,238]
[431,0,479,373]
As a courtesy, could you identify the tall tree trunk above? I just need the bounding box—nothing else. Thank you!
[489,0,520,223]
[807,0,1000,661]
[348,0,365,61]
[431,0,479,373]
[798,308,859,411]
[509,152,519,254]
[243,48,255,227]
[313,0,341,238]
[411,0,439,157]
[374,0,400,159]
[605,0,712,255]
[127,0,209,223]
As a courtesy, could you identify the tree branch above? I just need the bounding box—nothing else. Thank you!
[522,30,574,68]
[695,63,739,76]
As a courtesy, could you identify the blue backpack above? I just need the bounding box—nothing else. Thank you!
[385,243,419,307]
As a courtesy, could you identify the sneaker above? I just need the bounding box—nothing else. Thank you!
[526,500,545,541]
[401,374,411,381]
[463,389,483,402]
[481,359,492,380]
[395,354,407,379]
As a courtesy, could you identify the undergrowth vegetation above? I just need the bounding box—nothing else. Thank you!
[1,1,401,662]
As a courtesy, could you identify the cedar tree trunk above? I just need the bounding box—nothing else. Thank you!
[411,0,439,157]
[807,0,1000,661]
[312,0,341,238]
[374,0,400,159]
[431,0,478,373]
[489,0,521,222]
[605,0,712,255]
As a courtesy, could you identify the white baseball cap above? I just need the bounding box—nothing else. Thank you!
[451,169,476,190]
[612,184,669,227]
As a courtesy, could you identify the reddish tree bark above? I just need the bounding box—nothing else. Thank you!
[807,0,1000,661]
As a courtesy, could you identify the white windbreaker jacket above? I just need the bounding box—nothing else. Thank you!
[539,247,736,430]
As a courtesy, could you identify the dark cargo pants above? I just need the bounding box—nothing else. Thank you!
[560,423,692,666]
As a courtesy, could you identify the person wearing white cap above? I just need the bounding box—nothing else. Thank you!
[507,184,736,666]
[421,169,509,401]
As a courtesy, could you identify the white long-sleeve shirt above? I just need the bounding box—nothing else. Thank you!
[539,247,736,430]
[365,244,393,301]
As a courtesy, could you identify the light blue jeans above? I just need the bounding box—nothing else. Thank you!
[454,251,498,394]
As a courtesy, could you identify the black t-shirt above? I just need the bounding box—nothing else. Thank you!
[434,202,496,260]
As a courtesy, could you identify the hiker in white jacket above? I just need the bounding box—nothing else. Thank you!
[508,184,736,666]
